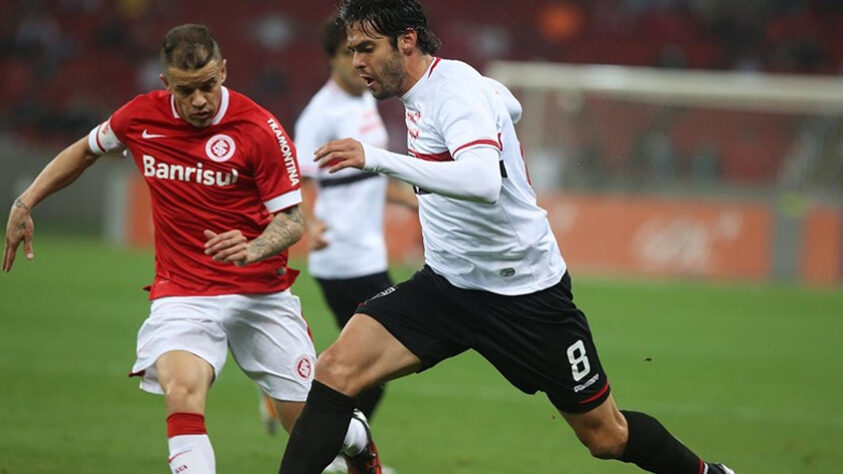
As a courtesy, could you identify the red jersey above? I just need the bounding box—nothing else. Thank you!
[88,87,302,299]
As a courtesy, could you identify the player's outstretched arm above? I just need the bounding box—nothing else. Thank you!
[3,137,101,273]
[314,138,501,203]
[204,205,304,266]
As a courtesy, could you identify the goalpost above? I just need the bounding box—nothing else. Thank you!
[485,61,843,196]
[484,61,843,284]
[486,62,843,113]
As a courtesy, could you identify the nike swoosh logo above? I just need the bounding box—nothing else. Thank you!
[168,451,188,463]
[142,129,167,139]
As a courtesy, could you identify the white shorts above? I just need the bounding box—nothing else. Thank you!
[130,290,316,402]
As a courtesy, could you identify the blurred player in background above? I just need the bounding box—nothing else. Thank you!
[3,24,378,474]
[277,2,736,474]
[259,15,416,473]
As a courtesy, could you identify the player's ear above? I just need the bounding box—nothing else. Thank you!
[398,29,417,56]
[219,59,228,85]
[160,73,170,90]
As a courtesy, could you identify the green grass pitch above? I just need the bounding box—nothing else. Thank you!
[1,235,841,473]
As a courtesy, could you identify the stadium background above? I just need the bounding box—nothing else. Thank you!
[1,1,842,473]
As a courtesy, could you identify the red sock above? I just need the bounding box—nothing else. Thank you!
[167,412,207,438]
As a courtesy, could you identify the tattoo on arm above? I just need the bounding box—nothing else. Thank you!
[248,206,304,263]
[14,199,32,213]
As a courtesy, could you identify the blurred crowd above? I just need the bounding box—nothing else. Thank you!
[1,0,841,192]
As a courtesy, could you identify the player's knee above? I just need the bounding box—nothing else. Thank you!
[314,348,365,396]
[578,424,627,460]
[162,379,205,410]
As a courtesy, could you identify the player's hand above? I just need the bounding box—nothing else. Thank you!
[314,138,365,174]
[3,198,35,273]
[308,220,329,250]
[203,229,254,267]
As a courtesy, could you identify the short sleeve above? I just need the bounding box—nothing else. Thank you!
[293,104,331,179]
[254,116,303,213]
[87,99,134,155]
[434,83,502,160]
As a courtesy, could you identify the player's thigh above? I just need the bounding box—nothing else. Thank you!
[132,295,229,396]
[224,291,316,402]
[317,312,423,395]
[469,273,611,413]
[323,267,470,395]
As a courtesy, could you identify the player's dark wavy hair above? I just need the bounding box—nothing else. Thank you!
[337,0,441,55]
[160,24,222,71]
[321,14,347,57]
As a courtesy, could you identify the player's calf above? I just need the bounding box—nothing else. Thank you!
[562,394,628,459]
[278,381,357,473]
[575,422,628,460]
[618,410,706,474]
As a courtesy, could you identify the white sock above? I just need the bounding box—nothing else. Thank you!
[342,416,369,456]
[168,434,216,474]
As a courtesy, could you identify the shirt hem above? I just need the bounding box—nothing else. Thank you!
[426,262,567,296]
[149,283,294,300]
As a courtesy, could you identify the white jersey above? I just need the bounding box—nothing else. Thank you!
[401,58,566,295]
[295,80,390,279]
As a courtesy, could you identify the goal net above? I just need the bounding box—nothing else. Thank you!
[485,62,843,284]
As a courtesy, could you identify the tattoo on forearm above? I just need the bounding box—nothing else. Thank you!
[14,199,31,213]
[248,207,304,262]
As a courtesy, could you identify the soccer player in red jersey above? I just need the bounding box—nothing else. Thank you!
[3,24,377,474]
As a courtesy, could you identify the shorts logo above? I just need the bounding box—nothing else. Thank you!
[295,355,313,381]
[574,373,600,393]
[368,286,396,302]
[205,134,236,162]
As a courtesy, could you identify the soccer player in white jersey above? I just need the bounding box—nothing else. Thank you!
[261,16,416,472]
[276,2,736,474]
[3,24,379,474]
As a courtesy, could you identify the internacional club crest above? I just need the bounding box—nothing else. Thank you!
[295,355,313,381]
[205,134,236,162]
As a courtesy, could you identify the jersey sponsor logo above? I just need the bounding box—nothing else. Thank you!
[295,355,313,381]
[142,154,239,187]
[266,118,300,186]
[141,129,167,139]
[205,134,236,162]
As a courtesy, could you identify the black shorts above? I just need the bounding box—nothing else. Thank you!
[356,266,610,413]
[315,272,394,328]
